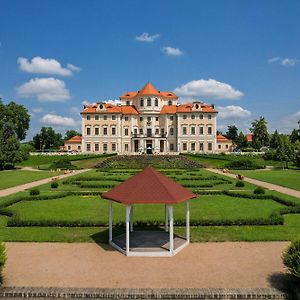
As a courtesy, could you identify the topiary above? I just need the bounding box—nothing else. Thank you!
[0,242,7,283]
[235,181,245,187]
[254,187,265,194]
[29,188,40,196]
[282,240,300,279]
[51,181,59,189]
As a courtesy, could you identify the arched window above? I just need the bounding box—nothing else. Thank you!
[126,100,130,106]
[140,98,144,106]
[147,97,151,106]
[155,98,158,106]
[168,100,172,105]
[195,104,199,109]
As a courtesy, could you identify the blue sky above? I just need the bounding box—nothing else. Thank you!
[0,0,299,140]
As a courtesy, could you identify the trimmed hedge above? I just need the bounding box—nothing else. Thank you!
[0,243,6,283]
[282,240,300,279]
[225,159,265,170]
[29,189,40,196]
[254,187,265,194]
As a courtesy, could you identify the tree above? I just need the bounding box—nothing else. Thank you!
[289,129,299,144]
[250,117,270,150]
[236,132,248,149]
[275,135,295,168]
[64,130,81,141]
[31,127,63,150]
[226,125,238,142]
[270,130,281,149]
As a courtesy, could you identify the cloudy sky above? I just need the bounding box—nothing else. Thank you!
[0,0,299,140]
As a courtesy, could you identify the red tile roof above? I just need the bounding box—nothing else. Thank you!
[160,103,217,114]
[216,134,232,142]
[102,166,197,204]
[81,103,139,115]
[120,82,178,99]
[65,135,82,143]
[246,133,253,142]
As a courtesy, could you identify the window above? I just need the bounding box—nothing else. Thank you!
[112,115,116,120]
[86,115,91,120]
[86,143,91,152]
[125,144,129,151]
[168,100,172,105]
[169,127,174,135]
[208,142,212,151]
[161,128,165,135]
[112,143,116,152]
[155,98,158,106]
[182,127,187,135]
[95,143,99,152]
[147,128,152,136]
[147,97,151,106]
[86,127,91,135]
[147,116,151,122]
[125,128,129,136]
[208,114,212,120]
[99,104,104,109]
[95,115,99,120]
[218,144,221,149]
[67,145,71,150]
[104,115,107,120]
[103,127,107,135]
[155,128,159,135]
[139,128,143,134]
[170,144,174,151]
[78,145,81,151]
[140,98,144,106]
[126,101,130,106]
[195,104,199,109]
[208,126,212,135]
[103,143,107,152]
[134,128,138,134]
[199,142,204,151]
[191,127,196,135]
[156,117,159,121]
[191,143,195,151]
[199,126,204,135]
[183,114,187,120]
[183,143,187,151]
[226,144,229,149]
[94,127,99,135]
[111,127,116,135]
[125,116,129,121]
[170,116,174,121]
[140,117,143,122]
[199,114,204,119]
[191,114,195,120]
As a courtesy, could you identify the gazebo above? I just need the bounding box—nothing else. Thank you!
[101,166,197,257]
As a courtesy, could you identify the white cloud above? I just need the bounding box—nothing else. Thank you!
[217,105,251,119]
[67,63,81,72]
[268,56,298,67]
[32,107,43,113]
[106,99,122,105]
[161,46,183,56]
[18,56,80,76]
[41,114,77,127]
[174,79,244,100]
[17,77,70,102]
[280,111,300,132]
[82,100,95,106]
[136,32,160,42]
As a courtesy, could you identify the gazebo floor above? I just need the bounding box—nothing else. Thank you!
[112,230,187,254]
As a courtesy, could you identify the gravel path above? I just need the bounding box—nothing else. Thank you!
[0,169,90,197]
[3,242,289,289]
[207,168,300,198]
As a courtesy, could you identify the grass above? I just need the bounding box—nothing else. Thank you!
[0,170,61,190]
[231,169,300,191]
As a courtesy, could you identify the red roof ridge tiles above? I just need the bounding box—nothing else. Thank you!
[66,135,82,143]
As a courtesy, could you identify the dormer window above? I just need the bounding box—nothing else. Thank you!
[140,98,144,106]
[168,100,172,105]
[155,98,158,106]
[126,101,130,106]
[147,97,151,106]
[99,104,104,109]
[195,104,199,109]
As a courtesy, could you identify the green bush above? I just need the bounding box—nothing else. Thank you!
[225,159,264,170]
[0,242,7,283]
[235,181,245,187]
[51,181,59,189]
[282,240,300,279]
[29,188,40,196]
[50,157,76,170]
[254,187,265,194]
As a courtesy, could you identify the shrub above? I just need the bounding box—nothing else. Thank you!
[29,188,40,196]
[254,187,265,194]
[51,181,59,189]
[235,181,245,187]
[50,157,76,170]
[282,240,300,279]
[0,243,7,283]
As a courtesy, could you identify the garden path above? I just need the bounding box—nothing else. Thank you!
[0,169,90,197]
[207,168,300,198]
[3,242,289,288]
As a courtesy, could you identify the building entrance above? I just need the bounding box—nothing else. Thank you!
[146,140,153,154]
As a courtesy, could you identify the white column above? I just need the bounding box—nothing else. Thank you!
[164,204,168,232]
[126,205,130,255]
[130,205,133,232]
[169,205,174,254]
[109,200,112,242]
[186,201,190,242]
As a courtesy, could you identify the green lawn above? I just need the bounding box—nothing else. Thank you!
[231,169,300,191]
[0,170,61,190]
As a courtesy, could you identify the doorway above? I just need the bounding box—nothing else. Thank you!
[146,140,153,154]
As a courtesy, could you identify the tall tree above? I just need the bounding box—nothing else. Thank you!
[236,132,248,149]
[250,117,270,150]
[270,130,281,149]
[226,125,238,142]
[275,135,295,168]
[64,130,81,141]
[31,127,63,150]
[290,128,299,144]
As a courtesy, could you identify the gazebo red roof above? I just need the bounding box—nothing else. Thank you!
[102,167,197,204]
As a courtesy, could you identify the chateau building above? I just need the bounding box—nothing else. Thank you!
[78,82,229,154]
